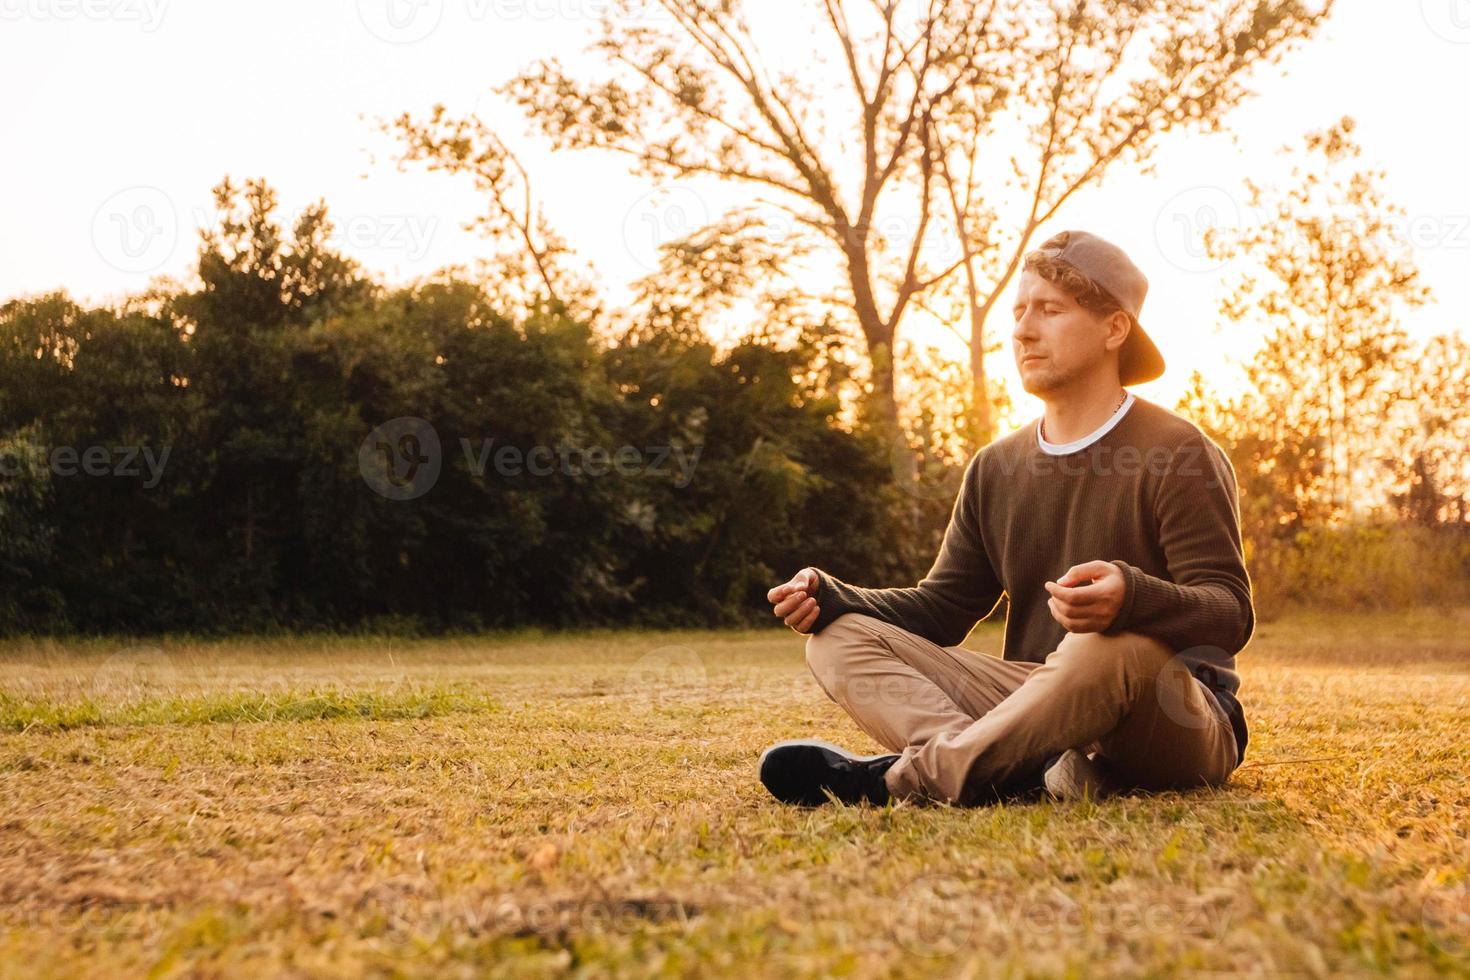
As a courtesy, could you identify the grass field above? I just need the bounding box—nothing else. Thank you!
[2,607,1469,978]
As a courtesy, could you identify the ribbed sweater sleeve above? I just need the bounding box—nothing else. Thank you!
[806,452,1004,648]
[1103,435,1255,656]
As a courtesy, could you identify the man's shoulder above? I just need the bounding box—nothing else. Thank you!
[985,421,1037,457]
[1126,398,1238,491]
[971,420,1038,479]
[1126,396,1223,454]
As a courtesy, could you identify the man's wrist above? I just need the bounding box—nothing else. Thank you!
[1103,559,1137,634]
[804,568,846,635]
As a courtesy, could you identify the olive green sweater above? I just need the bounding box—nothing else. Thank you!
[808,395,1254,759]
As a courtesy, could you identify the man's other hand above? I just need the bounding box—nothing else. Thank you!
[768,568,820,634]
[1044,560,1126,633]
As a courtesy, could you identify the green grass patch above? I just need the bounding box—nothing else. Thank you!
[0,687,502,731]
[1,608,1467,977]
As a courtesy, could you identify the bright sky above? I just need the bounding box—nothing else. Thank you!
[2,0,1466,419]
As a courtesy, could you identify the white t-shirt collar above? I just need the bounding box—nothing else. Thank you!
[1035,391,1135,455]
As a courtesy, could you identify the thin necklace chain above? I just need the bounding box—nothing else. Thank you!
[1041,388,1127,444]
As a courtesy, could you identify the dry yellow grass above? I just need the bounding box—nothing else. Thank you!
[1,608,1468,977]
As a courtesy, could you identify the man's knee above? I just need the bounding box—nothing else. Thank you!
[804,612,882,693]
[1047,629,1175,686]
[804,612,870,671]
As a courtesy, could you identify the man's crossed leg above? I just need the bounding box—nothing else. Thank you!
[760,613,1238,807]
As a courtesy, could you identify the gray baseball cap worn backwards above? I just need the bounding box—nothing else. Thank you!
[1038,230,1166,386]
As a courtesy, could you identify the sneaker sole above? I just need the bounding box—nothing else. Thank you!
[757,739,896,806]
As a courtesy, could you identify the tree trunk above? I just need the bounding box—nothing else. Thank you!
[969,303,994,451]
[967,289,1005,454]
[845,243,904,441]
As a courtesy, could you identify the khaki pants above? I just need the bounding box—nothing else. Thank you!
[805,613,1239,806]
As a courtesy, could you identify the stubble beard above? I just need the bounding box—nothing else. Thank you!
[1021,359,1079,396]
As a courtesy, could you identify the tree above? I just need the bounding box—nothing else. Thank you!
[385,107,604,326]
[171,177,372,614]
[0,422,58,628]
[395,0,1331,448]
[1382,332,1470,525]
[1177,368,1333,546]
[0,293,193,629]
[1202,117,1429,524]
[933,0,1332,447]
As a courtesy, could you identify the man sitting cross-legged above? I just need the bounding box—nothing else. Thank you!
[758,230,1253,808]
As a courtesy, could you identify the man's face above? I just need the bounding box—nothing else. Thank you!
[1011,269,1123,395]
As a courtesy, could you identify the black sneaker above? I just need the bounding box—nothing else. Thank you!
[758,739,899,807]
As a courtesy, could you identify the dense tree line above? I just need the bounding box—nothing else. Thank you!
[0,180,948,634]
[4,166,1467,636]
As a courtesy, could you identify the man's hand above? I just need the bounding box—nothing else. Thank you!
[768,568,820,634]
[1044,560,1126,633]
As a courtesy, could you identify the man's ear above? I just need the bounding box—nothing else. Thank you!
[1104,310,1131,353]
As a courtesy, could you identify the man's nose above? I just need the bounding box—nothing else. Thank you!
[1013,313,1038,343]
